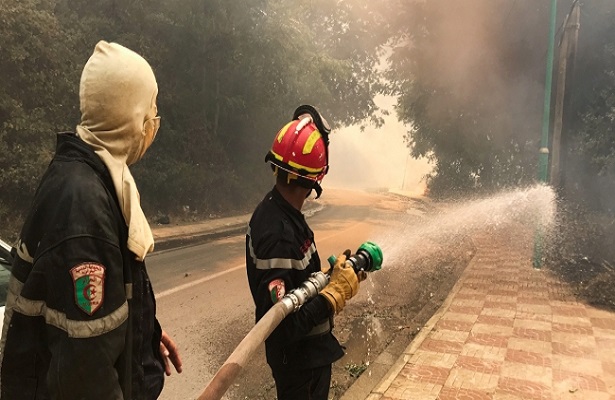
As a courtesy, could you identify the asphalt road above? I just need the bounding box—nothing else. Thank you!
[147,189,413,400]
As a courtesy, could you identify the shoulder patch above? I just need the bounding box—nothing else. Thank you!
[268,279,285,304]
[70,262,106,315]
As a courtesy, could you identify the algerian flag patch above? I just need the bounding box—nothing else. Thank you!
[70,262,106,315]
[268,278,285,304]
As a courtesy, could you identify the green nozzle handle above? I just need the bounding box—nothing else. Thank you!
[357,241,383,272]
[328,241,383,274]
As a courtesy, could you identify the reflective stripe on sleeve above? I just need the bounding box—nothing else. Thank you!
[4,274,128,339]
[247,227,316,271]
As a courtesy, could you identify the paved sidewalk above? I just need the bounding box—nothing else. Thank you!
[356,229,615,400]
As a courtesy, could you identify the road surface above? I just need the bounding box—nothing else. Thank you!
[148,189,426,399]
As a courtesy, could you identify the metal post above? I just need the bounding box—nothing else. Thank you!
[534,0,557,268]
[550,1,580,188]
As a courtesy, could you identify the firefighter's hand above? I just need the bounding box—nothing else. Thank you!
[160,330,183,376]
[321,249,349,275]
[320,252,359,314]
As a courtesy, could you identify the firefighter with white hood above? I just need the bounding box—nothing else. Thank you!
[0,41,181,400]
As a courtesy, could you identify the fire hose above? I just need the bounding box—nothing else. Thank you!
[196,242,383,400]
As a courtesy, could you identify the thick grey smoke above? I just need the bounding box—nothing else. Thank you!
[325,95,432,193]
[408,0,562,147]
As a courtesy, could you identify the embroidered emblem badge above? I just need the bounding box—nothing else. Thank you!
[70,262,106,315]
[268,279,285,304]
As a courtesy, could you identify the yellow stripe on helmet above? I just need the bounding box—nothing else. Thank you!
[271,150,321,174]
[302,129,322,155]
[270,150,284,161]
[287,160,323,175]
[276,121,294,143]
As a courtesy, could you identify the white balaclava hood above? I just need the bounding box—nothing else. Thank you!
[76,41,159,261]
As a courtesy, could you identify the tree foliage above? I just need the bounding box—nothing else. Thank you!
[383,0,614,208]
[560,1,615,215]
[383,0,562,198]
[0,0,388,238]
[0,0,79,219]
[570,4,615,176]
[3,0,614,242]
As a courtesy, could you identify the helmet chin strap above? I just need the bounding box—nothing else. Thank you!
[311,182,323,199]
[272,164,324,199]
[297,177,323,199]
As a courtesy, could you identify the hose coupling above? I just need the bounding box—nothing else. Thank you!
[280,271,329,313]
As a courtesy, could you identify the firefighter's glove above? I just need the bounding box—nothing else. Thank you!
[320,252,359,314]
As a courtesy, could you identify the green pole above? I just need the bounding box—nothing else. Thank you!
[534,0,557,268]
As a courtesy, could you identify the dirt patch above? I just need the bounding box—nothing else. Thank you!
[546,203,615,309]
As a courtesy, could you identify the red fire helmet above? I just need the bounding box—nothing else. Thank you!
[265,117,329,182]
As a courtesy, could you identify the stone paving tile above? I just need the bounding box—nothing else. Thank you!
[467,333,509,348]
[431,329,470,343]
[421,339,464,355]
[507,338,553,355]
[515,311,552,322]
[441,312,479,323]
[512,327,552,342]
[513,318,551,331]
[480,308,516,319]
[408,350,458,369]
[460,343,507,362]
[368,229,615,400]
[500,362,552,386]
[435,319,474,333]
[451,299,486,308]
[438,386,493,400]
[444,367,499,391]
[495,377,552,399]
[593,327,615,340]
[476,315,515,328]
[505,349,552,368]
[552,322,592,335]
[455,293,488,301]
[471,323,514,337]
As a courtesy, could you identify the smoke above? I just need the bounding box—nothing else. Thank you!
[408,0,560,146]
[324,94,432,194]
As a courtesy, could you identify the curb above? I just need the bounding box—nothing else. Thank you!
[152,202,325,253]
[153,224,248,253]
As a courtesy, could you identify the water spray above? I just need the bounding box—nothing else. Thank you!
[197,242,383,400]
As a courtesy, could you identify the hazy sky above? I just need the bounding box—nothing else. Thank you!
[325,95,432,195]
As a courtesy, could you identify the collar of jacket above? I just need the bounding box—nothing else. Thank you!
[270,186,307,220]
[55,132,109,178]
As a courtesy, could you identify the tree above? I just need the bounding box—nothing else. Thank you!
[383,0,577,197]
[561,0,615,214]
[0,0,390,238]
[0,0,80,237]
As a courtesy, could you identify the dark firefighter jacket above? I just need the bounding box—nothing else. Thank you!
[246,187,344,372]
[0,133,165,400]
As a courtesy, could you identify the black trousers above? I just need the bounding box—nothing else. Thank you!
[271,364,332,400]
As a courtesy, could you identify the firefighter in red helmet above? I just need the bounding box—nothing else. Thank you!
[246,105,362,400]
